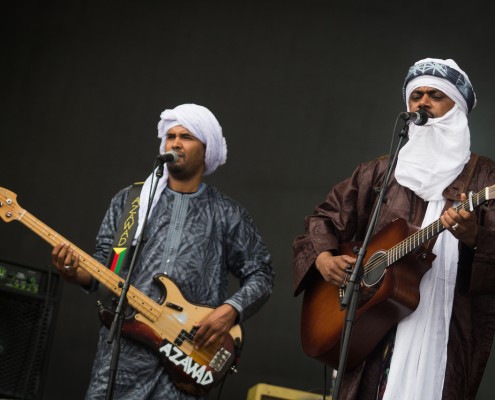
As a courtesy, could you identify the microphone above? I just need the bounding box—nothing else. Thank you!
[156,151,178,164]
[399,110,428,125]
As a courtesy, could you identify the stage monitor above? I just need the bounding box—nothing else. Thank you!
[247,383,328,400]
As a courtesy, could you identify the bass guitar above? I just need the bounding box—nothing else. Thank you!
[301,185,494,371]
[0,186,243,396]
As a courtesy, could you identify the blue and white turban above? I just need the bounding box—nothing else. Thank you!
[403,58,477,115]
[157,103,227,175]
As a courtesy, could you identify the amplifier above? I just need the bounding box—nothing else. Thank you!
[0,258,61,400]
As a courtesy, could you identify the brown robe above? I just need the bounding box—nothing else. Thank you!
[293,154,495,399]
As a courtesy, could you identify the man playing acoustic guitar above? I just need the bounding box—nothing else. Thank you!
[293,58,495,399]
[52,103,275,399]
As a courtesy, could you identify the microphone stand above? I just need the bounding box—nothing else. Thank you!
[332,121,410,400]
[105,160,165,400]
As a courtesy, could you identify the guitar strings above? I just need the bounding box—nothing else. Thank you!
[20,212,160,316]
[360,192,484,278]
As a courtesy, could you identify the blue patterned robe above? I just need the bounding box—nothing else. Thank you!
[84,184,274,399]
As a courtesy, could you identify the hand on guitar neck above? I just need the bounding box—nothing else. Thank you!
[51,243,93,286]
[440,192,479,248]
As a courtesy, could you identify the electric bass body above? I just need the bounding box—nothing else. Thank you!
[98,273,243,396]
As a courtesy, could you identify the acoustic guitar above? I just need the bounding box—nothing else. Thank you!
[301,185,494,371]
[0,186,243,396]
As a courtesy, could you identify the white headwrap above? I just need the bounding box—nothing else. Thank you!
[395,103,471,201]
[384,59,474,400]
[396,58,473,201]
[157,103,227,176]
[134,104,227,240]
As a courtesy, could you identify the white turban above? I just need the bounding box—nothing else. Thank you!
[157,103,227,175]
[134,104,227,240]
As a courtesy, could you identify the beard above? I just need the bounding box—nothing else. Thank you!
[167,162,203,181]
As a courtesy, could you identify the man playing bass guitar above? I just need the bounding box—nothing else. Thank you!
[52,103,275,399]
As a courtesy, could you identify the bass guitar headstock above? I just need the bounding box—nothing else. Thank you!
[0,187,23,223]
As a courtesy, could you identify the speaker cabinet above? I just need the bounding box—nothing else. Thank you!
[0,258,61,400]
[247,383,328,400]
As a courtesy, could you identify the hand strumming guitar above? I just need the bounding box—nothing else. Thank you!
[315,251,356,287]
[193,303,239,350]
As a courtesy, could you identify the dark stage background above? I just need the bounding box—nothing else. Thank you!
[1,1,495,399]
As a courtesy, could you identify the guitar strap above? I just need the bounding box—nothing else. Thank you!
[97,182,143,310]
[106,182,143,275]
[424,152,479,253]
[442,152,479,202]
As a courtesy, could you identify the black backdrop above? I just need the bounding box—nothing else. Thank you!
[1,1,495,399]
